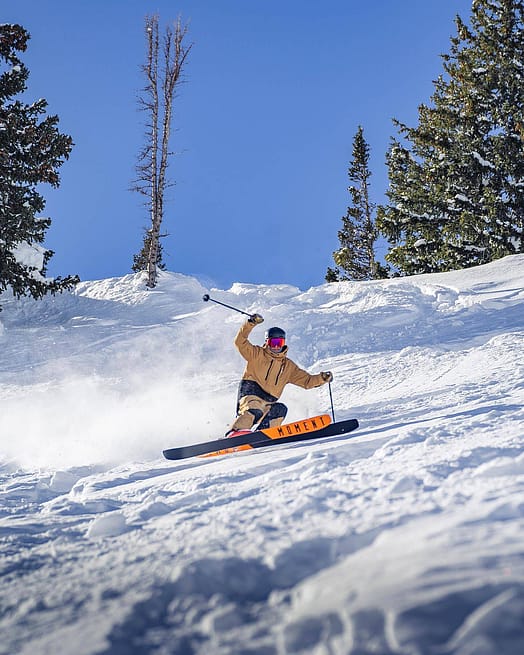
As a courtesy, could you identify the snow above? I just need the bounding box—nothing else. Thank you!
[1,256,524,654]
[11,241,47,280]
[454,193,471,204]
[472,151,495,169]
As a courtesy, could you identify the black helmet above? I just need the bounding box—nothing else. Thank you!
[265,326,286,340]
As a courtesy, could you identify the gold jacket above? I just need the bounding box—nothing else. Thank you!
[234,320,327,399]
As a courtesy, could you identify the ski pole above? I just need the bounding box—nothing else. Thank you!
[202,294,252,317]
[328,381,336,423]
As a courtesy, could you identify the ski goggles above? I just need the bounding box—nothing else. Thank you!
[267,337,285,349]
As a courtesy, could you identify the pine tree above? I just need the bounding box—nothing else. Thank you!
[0,24,78,305]
[132,229,166,273]
[326,126,379,281]
[377,0,524,275]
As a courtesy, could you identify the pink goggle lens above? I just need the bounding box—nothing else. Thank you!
[268,337,285,349]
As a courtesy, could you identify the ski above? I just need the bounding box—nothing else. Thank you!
[201,418,360,458]
[162,414,359,460]
[163,414,331,460]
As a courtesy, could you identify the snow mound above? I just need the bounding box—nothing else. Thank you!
[1,255,524,654]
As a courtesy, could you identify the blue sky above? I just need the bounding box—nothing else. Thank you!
[5,0,472,291]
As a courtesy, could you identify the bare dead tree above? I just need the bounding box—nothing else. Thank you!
[132,15,192,288]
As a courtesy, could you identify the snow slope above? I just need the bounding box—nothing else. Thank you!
[1,256,524,655]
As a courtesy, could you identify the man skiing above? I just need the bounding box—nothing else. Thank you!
[226,313,333,436]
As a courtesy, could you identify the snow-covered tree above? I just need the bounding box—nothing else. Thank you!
[132,15,192,288]
[327,126,380,281]
[0,24,78,306]
[377,0,524,274]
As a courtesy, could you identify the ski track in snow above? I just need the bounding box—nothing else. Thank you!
[1,257,524,654]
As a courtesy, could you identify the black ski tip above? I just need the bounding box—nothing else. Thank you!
[202,294,210,302]
[341,418,359,432]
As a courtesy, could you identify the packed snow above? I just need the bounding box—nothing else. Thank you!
[1,255,523,655]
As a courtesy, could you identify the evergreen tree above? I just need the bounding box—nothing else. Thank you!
[132,229,166,273]
[377,0,524,274]
[327,126,379,281]
[0,24,78,305]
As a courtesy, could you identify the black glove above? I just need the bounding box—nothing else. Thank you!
[248,313,264,325]
[321,371,333,383]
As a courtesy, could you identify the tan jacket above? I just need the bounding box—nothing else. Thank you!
[234,320,327,399]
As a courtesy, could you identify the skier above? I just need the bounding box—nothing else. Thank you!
[226,313,333,436]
